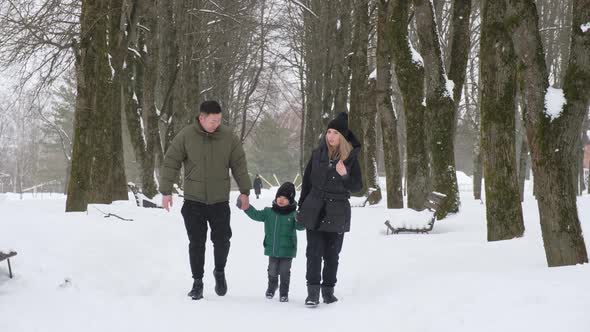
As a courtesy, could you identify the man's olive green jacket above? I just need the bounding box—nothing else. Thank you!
[159,122,251,204]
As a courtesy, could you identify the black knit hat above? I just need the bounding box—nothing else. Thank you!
[200,100,222,114]
[276,182,296,204]
[327,112,349,136]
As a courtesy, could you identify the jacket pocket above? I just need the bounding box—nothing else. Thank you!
[184,178,206,198]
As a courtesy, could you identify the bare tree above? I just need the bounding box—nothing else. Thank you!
[507,0,589,266]
[389,0,429,210]
[0,1,79,93]
[350,0,382,203]
[66,0,106,211]
[376,0,403,208]
[480,0,525,240]
[413,0,461,218]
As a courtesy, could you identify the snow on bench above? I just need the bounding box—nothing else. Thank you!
[384,192,446,234]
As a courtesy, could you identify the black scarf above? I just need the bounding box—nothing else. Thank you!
[271,201,297,215]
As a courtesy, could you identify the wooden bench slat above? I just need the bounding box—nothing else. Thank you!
[0,251,17,260]
[424,200,440,211]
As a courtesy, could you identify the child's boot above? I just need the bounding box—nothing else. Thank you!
[321,286,338,304]
[279,276,290,302]
[265,276,278,299]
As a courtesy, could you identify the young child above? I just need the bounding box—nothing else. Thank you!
[244,182,304,302]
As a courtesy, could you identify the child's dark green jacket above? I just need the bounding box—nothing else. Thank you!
[245,206,305,258]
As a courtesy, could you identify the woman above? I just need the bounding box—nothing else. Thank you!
[297,112,363,307]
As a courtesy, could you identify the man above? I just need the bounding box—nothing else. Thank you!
[253,174,263,199]
[159,100,251,300]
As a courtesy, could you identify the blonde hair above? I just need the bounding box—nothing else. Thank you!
[326,131,353,161]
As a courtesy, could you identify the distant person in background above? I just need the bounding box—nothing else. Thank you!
[159,100,252,300]
[297,112,362,307]
[253,174,263,199]
[243,182,304,302]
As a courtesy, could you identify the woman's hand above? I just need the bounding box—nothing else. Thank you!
[336,160,347,176]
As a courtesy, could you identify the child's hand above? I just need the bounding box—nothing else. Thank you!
[238,194,250,210]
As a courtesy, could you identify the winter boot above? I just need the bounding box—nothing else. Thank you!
[265,276,279,299]
[279,276,290,302]
[321,286,338,304]
[213,270,227,296]
[305,285,320,307]
[187,279,204,300]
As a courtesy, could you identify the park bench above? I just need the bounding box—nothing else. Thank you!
[351,188,378,207]
[128,183,162,208]
[0,251,17,278]
[384,191,446,234]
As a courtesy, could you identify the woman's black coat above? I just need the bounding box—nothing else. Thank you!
[297,132,362,233]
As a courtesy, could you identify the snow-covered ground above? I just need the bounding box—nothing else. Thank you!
[1,175,589,332]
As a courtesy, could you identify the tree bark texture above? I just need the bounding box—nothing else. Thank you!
[109,0,130,201]
[390,0,428,210]
[364,78,383,204]
[377,0,403,208]
[67,0,107,211]
[141,0,161,198]
[507,0,589,266]
[480,0,525,241]
[414,0,460,218]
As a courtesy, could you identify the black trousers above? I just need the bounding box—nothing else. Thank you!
[181,200,231,280]
[305,229,344,287]
[268,257,292,280]
[268,257,292,295]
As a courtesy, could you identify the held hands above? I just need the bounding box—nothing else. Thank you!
[238,194,250,211]
[336,160,347,176]
[162,195,173,212]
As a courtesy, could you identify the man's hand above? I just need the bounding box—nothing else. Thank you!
[336,160,348,176]
[238,194,249,210]
[162,195,173,212]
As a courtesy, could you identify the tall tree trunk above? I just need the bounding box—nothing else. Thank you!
[141,0,161,199]
[413,0,460,218]
[518,133,529,202]
[109,0,130,201]
[507,0,589,266]
[333,0,352,115]
[473,139,483,200]
[67,0,106,211]
[172,0,201,139]
[350,0,368,196]
[447,0,472,123]
[389,0,429,209]
[158,0,178,152]
[124,1,153,196]
[350,0,382,203]
[377,0,403,209]
[480,0,525,241]
[364,78,383,204]
[87,0,114,204]
[303,0,326,164]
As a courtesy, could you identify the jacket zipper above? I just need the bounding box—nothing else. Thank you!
[273,215,278,256]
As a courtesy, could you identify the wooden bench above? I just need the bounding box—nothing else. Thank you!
[352,188,378,208]
[128,183,162,208]
[0,251,17,278]
[384,192,446,234]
